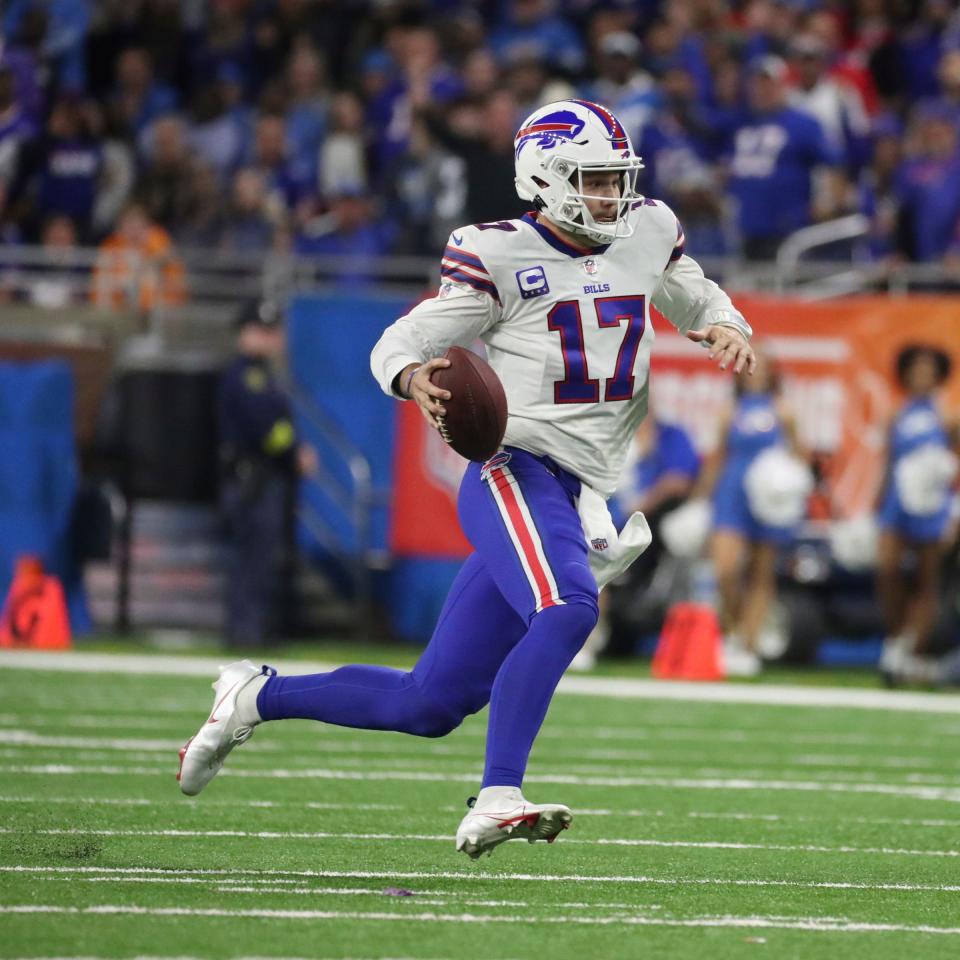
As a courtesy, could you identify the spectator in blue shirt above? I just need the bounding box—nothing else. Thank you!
[3,0,90,93]
[894,102,960,263]
[728,56,842,260]
[616,416,701,526]
[247,112,315,216]
[283,43,329,185]
[6,95,102,241]
[110,48,178,140]
[639,66,727,255]
[489,0,585,75]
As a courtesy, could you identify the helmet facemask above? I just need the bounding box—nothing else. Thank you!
[542,154,644,245]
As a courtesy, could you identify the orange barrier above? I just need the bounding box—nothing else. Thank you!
[651,602,725,681]
[0,556,72,650]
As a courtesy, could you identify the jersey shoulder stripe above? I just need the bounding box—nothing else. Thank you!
[440,263,501,302]
[443,246,488,273]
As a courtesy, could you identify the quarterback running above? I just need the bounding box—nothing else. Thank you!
[177,99,755,859]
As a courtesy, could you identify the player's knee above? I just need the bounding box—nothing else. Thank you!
[403,692,463,738]
[536,598,599,650]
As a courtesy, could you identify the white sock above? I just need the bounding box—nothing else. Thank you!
[475,785,524,808]
[235,674,270,725]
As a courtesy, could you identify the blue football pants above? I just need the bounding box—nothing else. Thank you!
[257,447,599,788]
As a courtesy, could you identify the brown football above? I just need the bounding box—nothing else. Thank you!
[430,346,508,462]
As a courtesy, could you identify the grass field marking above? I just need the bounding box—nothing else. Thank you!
[0,795,403,812]
[7,826,960,859]
[3,904,960,935]
[6,742,960,787]
[75,875,662,911]
[5,793,959,829]
[7,865,960,894]
[2,711,951,751]
[5,762,960,801]
[5,727,956,772]
[5,649,960,714]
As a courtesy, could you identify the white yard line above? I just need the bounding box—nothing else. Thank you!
[5,795,957,829]
[4,763,960,801]
[7,865,960,894]
[3,729,953,772]
[0,711,950,749]
[5,827,958,859]
[3,650,959,714]
[0,795,401,811]
[2,904,959,934]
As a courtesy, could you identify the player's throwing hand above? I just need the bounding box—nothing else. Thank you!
[688,325,756,375]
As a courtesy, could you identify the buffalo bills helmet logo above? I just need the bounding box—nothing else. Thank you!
[515,110,587,158]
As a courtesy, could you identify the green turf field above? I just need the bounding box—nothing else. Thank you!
[2,654,960,960]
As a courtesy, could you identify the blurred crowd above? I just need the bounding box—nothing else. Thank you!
[3,0,960,296]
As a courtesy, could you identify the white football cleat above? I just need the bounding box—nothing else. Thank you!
[177,659,272,796]
[455,788,572,860]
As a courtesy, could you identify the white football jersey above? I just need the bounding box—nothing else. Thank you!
[371,200,750,496]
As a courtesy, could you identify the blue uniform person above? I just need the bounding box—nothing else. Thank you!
[218,300,316,649]
[695,349,806,676]
[877,344,958,682]
[177,98,755,858]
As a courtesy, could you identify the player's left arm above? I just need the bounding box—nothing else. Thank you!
[652,246,756,376]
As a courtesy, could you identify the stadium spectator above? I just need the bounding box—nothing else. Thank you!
[787,32,871,173]
[584,31,657,147]
[295,186,396,286]
[283,42,328,179]
[489,0,585,74]
[695,349,806,676]
[137,114,193,232]
[859,115,905,263]
[5,95,102,242]
[389,116,464,256]
[0,212,84,307]
[173,160,226,251]
[319,91,367,201]
[187,77,247,177]
[110,48,178,139]
[0,23,44,125]
[220,167,283,255]
[90,105,136,238]
[91,198,186,312]
[728,56,842,260]
[573,412,702,667]
[3,0,90,93]
[247,112,314,216]
[0,66,36,230]
[365,25,463,177]
[933,49,960,124]
[639,65,727,254]
[894,102,960,263]
[426,89,527,226]
[895,0,960,103]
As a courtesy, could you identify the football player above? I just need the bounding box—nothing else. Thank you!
[178,99,754,859]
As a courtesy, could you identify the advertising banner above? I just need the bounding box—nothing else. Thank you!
[389,296,960,557]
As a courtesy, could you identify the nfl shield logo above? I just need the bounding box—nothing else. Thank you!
[583,258,598,275]
[590,537,608,551]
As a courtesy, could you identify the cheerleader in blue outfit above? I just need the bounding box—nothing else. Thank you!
[877,345,958,681]
[696,350,805,676]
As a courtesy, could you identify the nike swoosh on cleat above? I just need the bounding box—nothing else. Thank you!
[206,679,243,724]
[452,233,463,245]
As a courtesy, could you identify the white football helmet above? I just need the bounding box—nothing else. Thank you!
[514,99,645,245]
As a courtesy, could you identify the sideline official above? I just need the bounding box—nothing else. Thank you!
[218,300,316,648]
